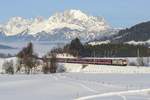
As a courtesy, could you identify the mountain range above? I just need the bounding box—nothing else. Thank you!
[0,9,149,44]
[0,9,116,42]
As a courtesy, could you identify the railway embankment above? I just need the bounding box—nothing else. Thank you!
[61,63,150,74]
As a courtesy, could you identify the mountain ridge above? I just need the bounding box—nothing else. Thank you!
[112,21,150,43]
[0,9,114,42]
[90,21,150,45]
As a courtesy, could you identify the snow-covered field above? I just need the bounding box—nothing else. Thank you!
[0,73,150,100]
[1,57,150,100]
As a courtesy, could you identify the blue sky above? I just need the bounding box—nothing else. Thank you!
[0,0,150,28]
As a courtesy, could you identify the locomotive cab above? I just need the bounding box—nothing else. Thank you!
[112,59,127,66]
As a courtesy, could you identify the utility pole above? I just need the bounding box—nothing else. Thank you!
[137,48,140,58]
[104,50,106,58]
[93,48,96,65]
[107,50,109,58]
[147,49,149,66]
[137,48,140,67]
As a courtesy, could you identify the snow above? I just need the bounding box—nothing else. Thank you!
[76,88,150,100]
[88,40,110,45]
[56,53,76,58]
[4,17,31,36]
[125,40,150,45]
[125,41,146,45]
[65,9,89,21]
[61,63,150,74]
[0,73,150,100]
[0,56,150,99]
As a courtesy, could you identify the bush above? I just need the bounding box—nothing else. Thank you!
[2,60,14,74]
[42,63,50,74]
[129,62,137,66]
[57,65,66,73]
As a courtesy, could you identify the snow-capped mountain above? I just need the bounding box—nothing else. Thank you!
[0,9,114,41]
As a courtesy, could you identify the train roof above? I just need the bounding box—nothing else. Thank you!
[81,57,127,60]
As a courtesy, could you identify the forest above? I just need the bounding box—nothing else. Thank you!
[51,38,150,57]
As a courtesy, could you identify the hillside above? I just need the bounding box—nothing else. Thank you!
[111,21,150,43]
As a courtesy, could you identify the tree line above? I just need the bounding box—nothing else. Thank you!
[51,38,150,57]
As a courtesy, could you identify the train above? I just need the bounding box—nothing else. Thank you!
[56,57,128,66]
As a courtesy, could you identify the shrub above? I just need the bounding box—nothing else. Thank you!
[42,63,50,74]
[57,65,66,73]
[129,62,137,66]
[2,60,14,74]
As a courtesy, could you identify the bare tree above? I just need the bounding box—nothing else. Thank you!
[42,57,50,74]
[42,53,57,74]
[50,53,57,73]
[16,58,23,73]
[17,42,38,74]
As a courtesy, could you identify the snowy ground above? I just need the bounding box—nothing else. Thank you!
[1,57,150,100]
[0,73,150,100]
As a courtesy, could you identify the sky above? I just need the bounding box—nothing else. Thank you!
[0,0,150,28]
